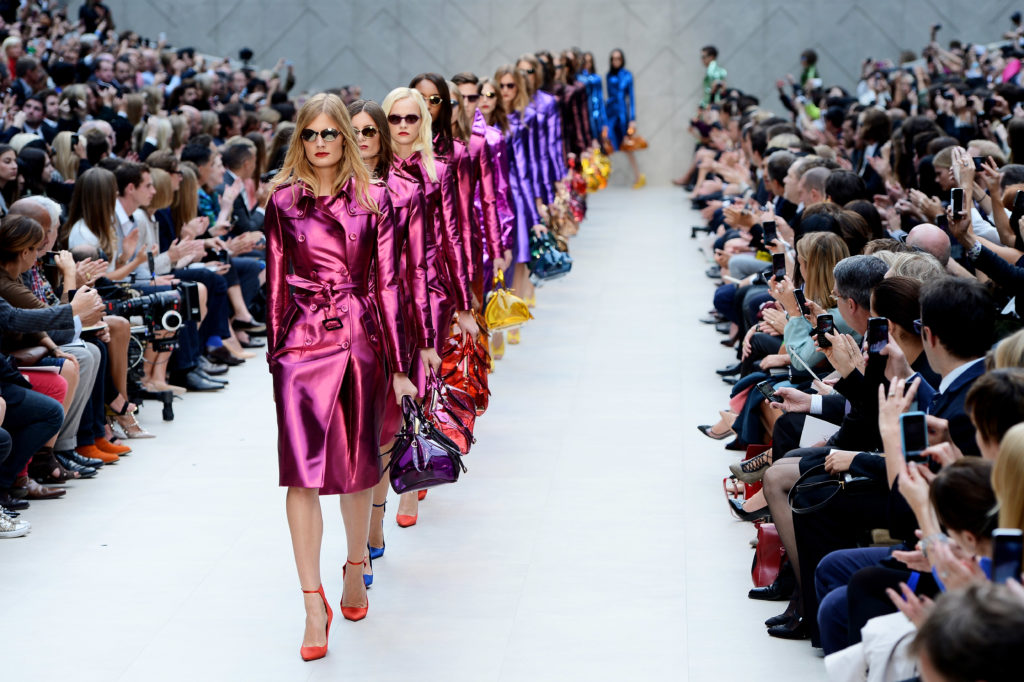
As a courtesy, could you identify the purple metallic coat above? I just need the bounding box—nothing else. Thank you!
[469,109,503,263]
[507,109,542,264]
[482,123,516,253]
[265,179,405,495]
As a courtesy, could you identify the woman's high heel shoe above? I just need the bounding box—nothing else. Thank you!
[299,585,333,661]
[727,497,770,523]
[368,502,386,560]
[697,424,733,441]
[417,489,427,501]
[341,559,369,621]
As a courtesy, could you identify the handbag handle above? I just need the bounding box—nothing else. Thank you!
[492,268,507,289]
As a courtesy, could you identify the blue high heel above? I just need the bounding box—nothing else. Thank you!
[368,502,386,560]
[363,552,374,588]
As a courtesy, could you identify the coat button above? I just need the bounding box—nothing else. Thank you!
[342,341,350,349]
[297,234,306,242]
[339,267,348,276]
[371,335,378,342]
[310,304,317,311]
[341,304,349,313]
[348,233,356,241]
[304,339,312,345]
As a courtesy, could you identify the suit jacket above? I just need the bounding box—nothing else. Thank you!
[0,295,75,398]
[224,170,265,236]
[1,121,57,144]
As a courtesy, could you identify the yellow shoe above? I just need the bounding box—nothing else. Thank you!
[632,174,647,189]
[525,295,536,308]
[507,329,520,345]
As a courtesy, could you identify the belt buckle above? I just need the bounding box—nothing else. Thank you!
[322,317,343,331]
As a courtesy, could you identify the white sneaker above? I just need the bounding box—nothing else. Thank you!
[0,511,30,538]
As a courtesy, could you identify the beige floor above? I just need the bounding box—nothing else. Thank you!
[0,186,825,681]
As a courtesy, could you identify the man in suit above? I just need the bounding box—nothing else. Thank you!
[8,56,45,105]
[220,142,264,237]
[1,95,57,144]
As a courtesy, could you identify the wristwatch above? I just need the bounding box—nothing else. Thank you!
[966,241,982,260]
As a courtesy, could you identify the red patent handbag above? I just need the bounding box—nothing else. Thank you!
[440,334,491,416]
[751,522,786,587]
[425,374,476,455]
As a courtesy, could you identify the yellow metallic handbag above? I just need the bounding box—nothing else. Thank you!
[484,270,533,331]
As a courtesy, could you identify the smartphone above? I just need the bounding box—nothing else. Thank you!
[951,187,964,217]
[973,156,985,171]
[40,251,58,266]
[900,411,929,462]
[867,317,889,355]
[816,314,835,348]
[794,288,810,316]
[772,252,786,281]
[992,528,1024,583]
[762,220,777,246]
[755,380,784,404]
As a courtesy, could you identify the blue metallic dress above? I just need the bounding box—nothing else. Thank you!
[577,69,606,143]
[604,68,635,150]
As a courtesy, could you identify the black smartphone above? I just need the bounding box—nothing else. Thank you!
[816,314,834,348]
[867,317,889,355]
[900,411,929,462]
[755,380,784,404]
[973,156,985,171]
[762,220,777,246]
[71,133,79,147]
[794,287,810,316]
[772,252,786,281]
[992,529,1024,583]
[951,187,965,217]
[40,251,58,266]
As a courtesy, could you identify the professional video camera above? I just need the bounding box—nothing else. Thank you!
[104,281,200,350]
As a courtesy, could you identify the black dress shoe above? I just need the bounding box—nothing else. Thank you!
[197,356,229,375]
[185,370,225,391]
[724,438,748,451]
[749,582,793,602]
[0,492,30,510]
[64,450,104,468]
[231,318,267,335]
[767,617,809,640]
[715,321,732,335]
[55,453,97,478]
[206,346,244,366]
[727,497,770,523]
[240,336,266,349]
[194,369,228,385]
[706,265,721,278]
[716,362,742,376]
[722,376,739,385]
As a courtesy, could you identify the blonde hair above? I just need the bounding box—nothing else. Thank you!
[993,329,1024,369]
[271,92,376,210]
[199,110,219,136]
[1,36,21,58]
[148,168,174,212]
[796,232,848,308]
[123,93,145,126]
[994,423,1024,530]
[887,252,946,282]
[381,87,437,183]
[52,131,80,180]
[448,79,471,143]
[494,65,530,114]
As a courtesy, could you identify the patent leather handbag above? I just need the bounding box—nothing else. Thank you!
[788,464,879,515]
[388,396,467,495]
[620,125,649,152]
[440,334,490,415]
[425,372,476,454]
[529,231,573,281]
[484,269,532,331]
[751,522,785,587]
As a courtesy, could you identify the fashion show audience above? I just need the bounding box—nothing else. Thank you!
[691,13,1024,680]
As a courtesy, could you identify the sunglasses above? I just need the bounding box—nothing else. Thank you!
[463,93,480,102]
[353,125,378,138]
[913,318,924,335]
[450,99,458,107]
[520,68,536,75]
[426,94,443,106]
[482,91,497,99]
[299,127,341,142]
[387,113,421,125]
[499,83,516,90]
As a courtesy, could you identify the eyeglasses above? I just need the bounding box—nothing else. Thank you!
[387,113,421,125]
[353,125,378,139]
[450,99,458,107]
[426,94,443,106]
[913,318,924,335]
[481,91,497,99]
[299,127,341,142]
[499,83,516,90]
[520,68,535,75]
[463,93,480,103]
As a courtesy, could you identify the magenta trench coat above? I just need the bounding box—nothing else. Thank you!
[470,110,503,265]
[379,168,433,440]
[394,152,470,355]
[265,179,406,495]
[435,136,481,299]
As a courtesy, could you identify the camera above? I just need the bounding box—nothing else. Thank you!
[104,281,200,348]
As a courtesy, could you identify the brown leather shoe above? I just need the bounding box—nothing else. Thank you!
[14,475,67,500]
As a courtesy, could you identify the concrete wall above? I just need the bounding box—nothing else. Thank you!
[101,0,1021,184]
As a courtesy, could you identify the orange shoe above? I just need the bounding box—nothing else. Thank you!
[75,444,119,464]
[94,438,132,455]
[396,513,418,527]
[417,489,427,501]
[340,559,369,621]
[299,585,333,661]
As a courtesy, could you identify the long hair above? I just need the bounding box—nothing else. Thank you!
[994,423,1024,530]
[515,53,541,97]
[148,167,174,213]
[382,87,437,183]
[409,73,453,156]
[493,65,529,114]
[0,214,44,264]
[52,131,80,181]
[270,92,376,211]
[347,99,394,181]
[478,78,508,133]
[796,231,848,309]
[267,122,294,172]
[448,80,471,143]
[608,48,626,74]
[171,164,199,237]
[62,167,118,254]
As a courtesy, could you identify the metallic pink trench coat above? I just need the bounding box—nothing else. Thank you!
[470,109,504,265]
[265,179,406,495]
[434,137,481,299]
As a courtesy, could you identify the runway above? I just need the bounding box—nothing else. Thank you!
[2,186,824,681]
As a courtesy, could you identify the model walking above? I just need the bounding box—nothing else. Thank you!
[605,48,645,188]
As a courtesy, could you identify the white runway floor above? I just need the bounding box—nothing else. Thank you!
[2,186,825,681]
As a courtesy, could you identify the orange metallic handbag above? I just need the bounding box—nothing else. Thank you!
[441,334,490,415]
[620,124,648,152]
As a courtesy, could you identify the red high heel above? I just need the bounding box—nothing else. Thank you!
[341,559,369,621]
[417,489,427,501]
[396,512,418,527]
[299,585,333,661]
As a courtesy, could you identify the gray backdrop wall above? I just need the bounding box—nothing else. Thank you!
[102,0,1021,184]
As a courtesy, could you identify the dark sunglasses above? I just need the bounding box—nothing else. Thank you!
[450,99,458,107]
[520,68,535,75]
[463,93,480,102]
[353,125,378,138]
[299,127,341,142]
[913,318,924,335]
[426,94,443,106]
[387,113,421,125]
[499,83,516,90]
[482,91,497,99]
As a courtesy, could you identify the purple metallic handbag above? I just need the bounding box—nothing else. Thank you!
[388,396,467,495]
